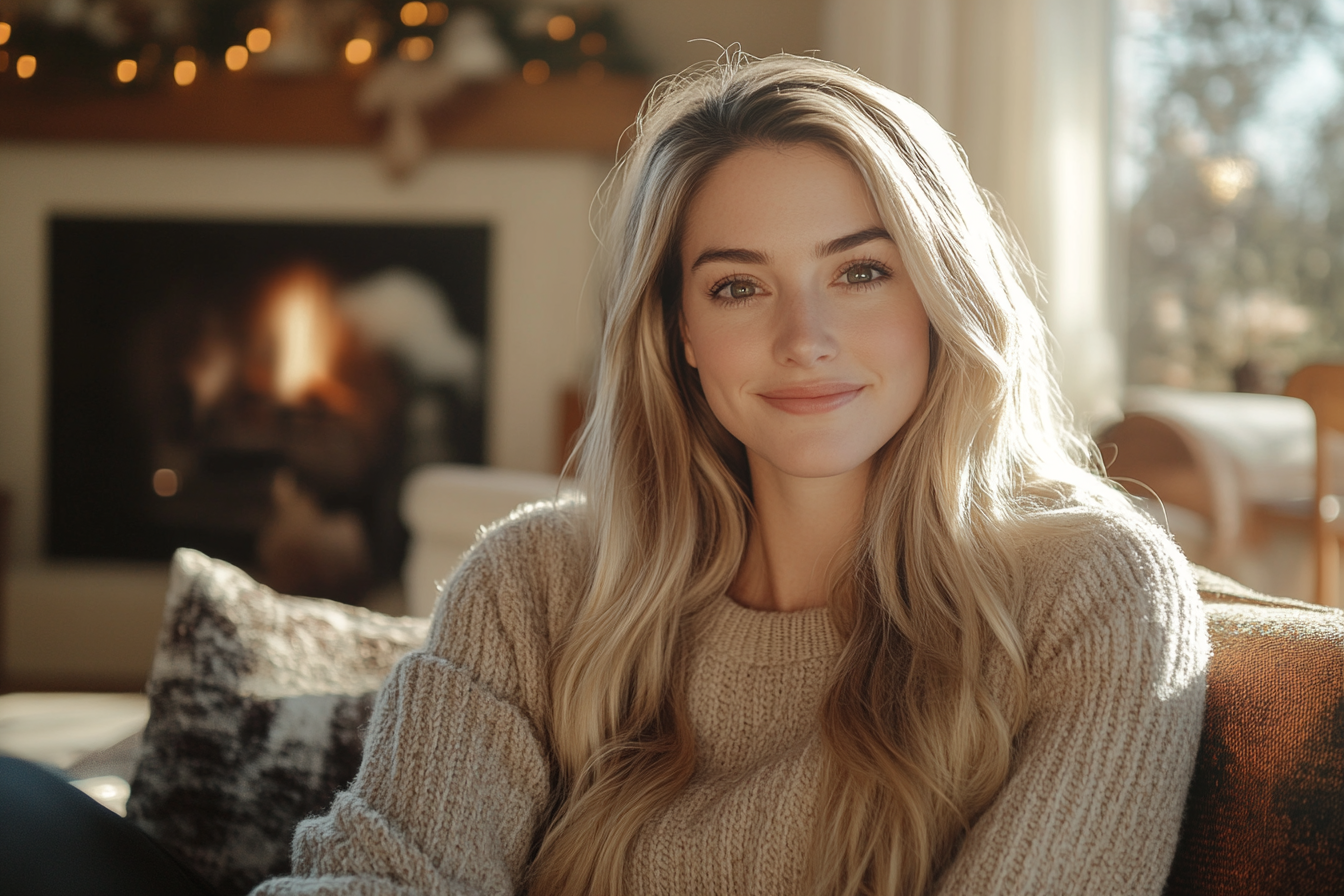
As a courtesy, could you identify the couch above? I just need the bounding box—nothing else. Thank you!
[122,549,1343,896]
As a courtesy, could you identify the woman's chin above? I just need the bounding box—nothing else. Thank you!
[746,446,877,483]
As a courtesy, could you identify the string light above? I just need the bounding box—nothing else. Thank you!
[547,15,576,41]
[522,58,549,85]
[345,38,373,64]
[580,32,606,55]
[225,45,248,71]
[0,11,627,91]
[400,2,428,26]
[398,36,433,61]
[152,469,179,498]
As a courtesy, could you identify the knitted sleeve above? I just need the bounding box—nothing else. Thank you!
[933,510,1209,895]
[251,504,583,896]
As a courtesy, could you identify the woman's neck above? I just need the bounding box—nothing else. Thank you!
[729,456,871,612]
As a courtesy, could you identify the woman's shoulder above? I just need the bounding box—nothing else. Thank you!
[465,495,590,570]
[429,497,593,652]
[1017,494,1189,581]
[1013,495,1205,669]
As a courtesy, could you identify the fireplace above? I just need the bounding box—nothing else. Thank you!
[0,144,604,686]
[47,216,488,601]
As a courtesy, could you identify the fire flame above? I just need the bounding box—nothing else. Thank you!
[262,267,356,413]
[183,317,237,417]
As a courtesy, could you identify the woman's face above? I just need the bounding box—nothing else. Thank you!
[679,143,931,482]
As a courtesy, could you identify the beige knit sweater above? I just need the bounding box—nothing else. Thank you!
[253,499,1207,896]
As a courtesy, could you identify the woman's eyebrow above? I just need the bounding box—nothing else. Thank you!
[690,247,768,270]
[818,227,893,257]
[689,227,892,271]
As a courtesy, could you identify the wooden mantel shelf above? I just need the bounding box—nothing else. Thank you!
[0,72,649,156]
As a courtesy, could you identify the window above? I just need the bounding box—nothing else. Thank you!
[1115,0,1344,392]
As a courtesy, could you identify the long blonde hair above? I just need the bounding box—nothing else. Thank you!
[529,53,1117,896]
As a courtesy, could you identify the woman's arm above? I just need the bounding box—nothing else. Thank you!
[935,512,1208,895]
[252,505,582,896]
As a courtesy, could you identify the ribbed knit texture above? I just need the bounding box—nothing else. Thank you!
[253,499,1207,896]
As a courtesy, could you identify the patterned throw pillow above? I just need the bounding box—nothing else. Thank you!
[126,549,430,896]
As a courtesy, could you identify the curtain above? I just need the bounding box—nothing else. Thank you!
[822,0,1121,430]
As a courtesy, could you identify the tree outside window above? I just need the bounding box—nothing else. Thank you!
[1116,0,1344,393]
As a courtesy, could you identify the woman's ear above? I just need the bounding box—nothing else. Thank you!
[680,316,698,368]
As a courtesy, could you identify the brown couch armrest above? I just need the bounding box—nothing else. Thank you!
[1165,565,1344,894]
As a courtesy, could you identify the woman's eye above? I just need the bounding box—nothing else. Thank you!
[716,280,758,300]
[843,264,881,284]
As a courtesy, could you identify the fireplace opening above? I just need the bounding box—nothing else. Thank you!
[47,217,488,603]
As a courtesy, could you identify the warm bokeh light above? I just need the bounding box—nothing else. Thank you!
[345,38,373,64]
[426,2,449,25]
[246,27,271,53]
[153,468,180,498]
[174,59,196,86]
[578,59,604,84]
[0,51,11,72]
[522,58,549,85]
[115,59,137,83]
[1199,157,1257,205]
[0,22,10,45]
[547,15,576,41]
[398,36,433,61]
[225,45,248,71]
[15,54,35,79]
[580,32,606,55]
[400,2,428,26]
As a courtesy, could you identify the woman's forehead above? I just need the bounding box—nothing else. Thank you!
[679,144,886,264]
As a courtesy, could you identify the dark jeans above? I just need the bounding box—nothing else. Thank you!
[0,756,217,896]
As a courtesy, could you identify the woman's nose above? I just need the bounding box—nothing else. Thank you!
[772,288,838,367]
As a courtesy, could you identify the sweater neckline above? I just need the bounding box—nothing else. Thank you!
[695,592,844,665]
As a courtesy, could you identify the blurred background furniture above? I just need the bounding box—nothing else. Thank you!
[1098,386,1321,604]
[1284,364,1344,608]
[399,463,566,617]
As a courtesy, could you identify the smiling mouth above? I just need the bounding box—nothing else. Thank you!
[758,383,864,414]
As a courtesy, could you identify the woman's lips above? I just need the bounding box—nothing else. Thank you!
[758,383,864,414]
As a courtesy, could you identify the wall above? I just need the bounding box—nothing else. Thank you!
[614,0,825,76]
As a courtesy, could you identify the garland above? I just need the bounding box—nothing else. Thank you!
[0,1,644,93]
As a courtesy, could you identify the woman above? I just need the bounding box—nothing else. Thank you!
[258,54,1206,895]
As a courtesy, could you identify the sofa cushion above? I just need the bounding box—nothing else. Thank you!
[1165,566,1344,894]
[126,549,430,896]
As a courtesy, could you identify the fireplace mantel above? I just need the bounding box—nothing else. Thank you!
[0,72,648,155]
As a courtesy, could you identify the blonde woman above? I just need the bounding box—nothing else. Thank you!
[259,55,1206,896]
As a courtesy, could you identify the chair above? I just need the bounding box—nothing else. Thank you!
[1098,387,1318,602]
[1284,364,1344,607]
[1097,412,1242,566]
